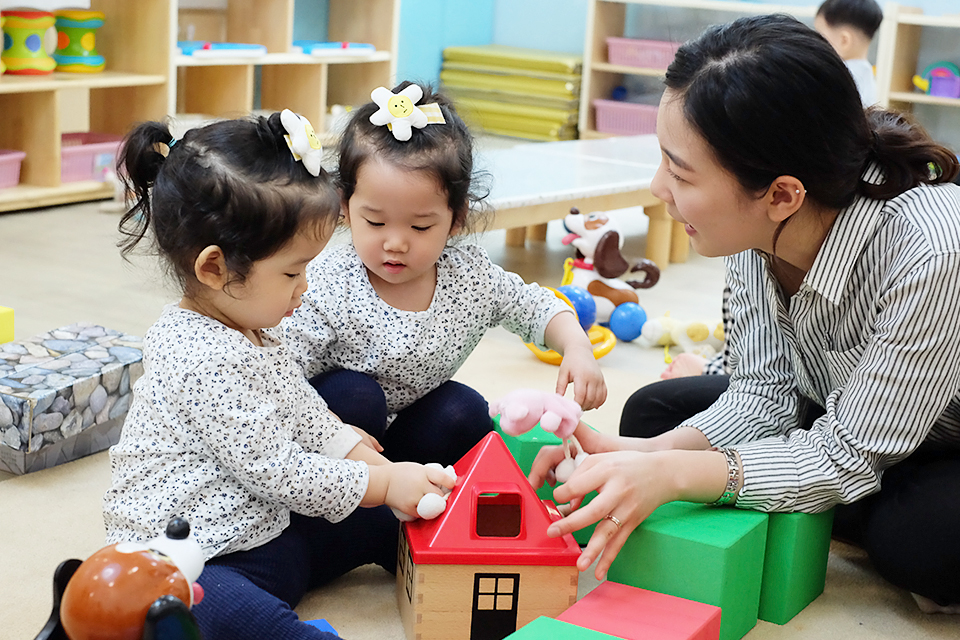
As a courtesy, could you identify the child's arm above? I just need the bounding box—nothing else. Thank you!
[544,311,607,410]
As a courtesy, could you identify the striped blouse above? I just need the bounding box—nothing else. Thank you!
[686,165,960,513]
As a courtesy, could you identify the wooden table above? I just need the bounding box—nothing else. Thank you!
[480,134,688,267]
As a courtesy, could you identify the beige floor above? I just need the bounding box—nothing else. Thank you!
[1,195,956,639]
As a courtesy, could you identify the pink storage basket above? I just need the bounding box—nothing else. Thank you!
[61,132,123,183]
[0,149,27,189]
[593,99,658,136]
[606,37,680,70]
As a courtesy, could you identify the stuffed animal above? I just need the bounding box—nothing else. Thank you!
[489,389,586,483]
[391,462,458,521]
[561,207,660,323]
[636,313,724,358]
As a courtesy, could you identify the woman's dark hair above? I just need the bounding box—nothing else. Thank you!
[118,112,340,291]
[337,81,489,233]
[664,14,958,216]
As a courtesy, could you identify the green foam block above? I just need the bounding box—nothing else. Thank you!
[758,509,835,624]
[505,616,618,639]
[607,501,769,640]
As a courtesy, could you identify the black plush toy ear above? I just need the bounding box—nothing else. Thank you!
[34,559,82,640]
[594,231,629,279]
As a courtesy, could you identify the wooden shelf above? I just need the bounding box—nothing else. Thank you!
[0,71,167,95]
[175,51,391,67]
[0,181,114,214]
[590,61,666,77]
[889,91,960,107]
[579,0,815,138]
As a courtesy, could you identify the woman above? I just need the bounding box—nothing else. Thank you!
[531,13,960,613]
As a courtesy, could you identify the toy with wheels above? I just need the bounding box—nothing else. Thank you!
[526,286,616,365]
[34,518,205,640]
[1,10,57,75]
[561,206,660,323]
[913,61,960,99]
[53,9,105,73]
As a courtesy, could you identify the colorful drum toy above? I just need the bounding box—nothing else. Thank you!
[53,9,105,73]
[1,15,5,75]
[1,10,58,75]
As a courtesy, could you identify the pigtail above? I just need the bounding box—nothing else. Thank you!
[117,121,174,258]
[863,108,960,200]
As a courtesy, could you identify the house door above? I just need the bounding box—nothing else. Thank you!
[470,572,520,640]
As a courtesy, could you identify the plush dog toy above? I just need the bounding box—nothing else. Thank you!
[562,207,661,323]
[637,313,724,358]
[490,389,587,483]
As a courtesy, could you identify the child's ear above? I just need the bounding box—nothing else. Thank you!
[194,245,228,290]
[340,200,351,226]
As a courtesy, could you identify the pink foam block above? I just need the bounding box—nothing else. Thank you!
[558,581,721,640]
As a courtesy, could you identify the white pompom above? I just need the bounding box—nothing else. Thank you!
[391,507,415,522]
[555,457,578,483]
[417,493,448,519]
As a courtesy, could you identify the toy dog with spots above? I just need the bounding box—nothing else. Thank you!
[562,207,660,323]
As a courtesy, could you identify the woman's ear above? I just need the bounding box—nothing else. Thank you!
[194,246,228,290]
[765,176,806,224]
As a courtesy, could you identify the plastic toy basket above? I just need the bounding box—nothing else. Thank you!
[606,37,681,70]
[61,132,123,182]
[593,99,658,135]
[0,149,27,189]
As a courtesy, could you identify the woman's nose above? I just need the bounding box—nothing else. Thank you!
[650,164,673,205]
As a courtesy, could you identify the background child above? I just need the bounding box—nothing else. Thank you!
[815,0,883,106]
[103,111,454,640]
[284,82,606,467]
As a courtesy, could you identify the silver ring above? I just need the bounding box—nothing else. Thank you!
[603,514,623,529]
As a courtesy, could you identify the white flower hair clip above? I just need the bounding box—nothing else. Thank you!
[369,85,446,142]
[280,109,323,176]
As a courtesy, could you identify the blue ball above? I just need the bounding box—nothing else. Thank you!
[558,285,596,331]
[609,302,647,341]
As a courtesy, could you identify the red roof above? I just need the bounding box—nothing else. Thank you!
[403,432,582,565]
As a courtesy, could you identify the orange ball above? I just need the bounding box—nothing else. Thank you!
[60,542,192,640]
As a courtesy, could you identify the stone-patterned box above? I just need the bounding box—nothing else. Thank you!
[0,322,142,475]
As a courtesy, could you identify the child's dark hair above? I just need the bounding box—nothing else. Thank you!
[337,81,488,233]
[816,0,883,40]
[118,112,340,291]
[664,13,958,219]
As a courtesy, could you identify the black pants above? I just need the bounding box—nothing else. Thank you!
[619,375,960,606]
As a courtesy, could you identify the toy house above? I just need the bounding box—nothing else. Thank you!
[397,432,581,640]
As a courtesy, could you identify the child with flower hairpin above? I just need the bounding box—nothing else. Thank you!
[103,110,456,640]
[284,81,607,467]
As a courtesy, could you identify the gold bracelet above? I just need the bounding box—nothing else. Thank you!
[712,447,740,506]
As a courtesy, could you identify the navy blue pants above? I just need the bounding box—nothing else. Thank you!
[309,369,494,468]
[620,375,960,606]
[192,506,398,640]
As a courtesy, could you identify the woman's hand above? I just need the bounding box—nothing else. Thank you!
[556,344,608,410]
[547,450,678,580]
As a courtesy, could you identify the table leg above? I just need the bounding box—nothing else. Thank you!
[670,219,690,263]
[527,223,548,242]
[505,227,527,247]
[643,202,672,268]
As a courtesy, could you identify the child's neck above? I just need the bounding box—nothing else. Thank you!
[179,296,263,346]
[367,265,437,312]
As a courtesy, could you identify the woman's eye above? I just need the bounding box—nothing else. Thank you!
[666,167,686,183]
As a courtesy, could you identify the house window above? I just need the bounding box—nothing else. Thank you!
[475,492,522,537]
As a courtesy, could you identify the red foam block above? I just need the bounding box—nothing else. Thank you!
[558,581,721,640]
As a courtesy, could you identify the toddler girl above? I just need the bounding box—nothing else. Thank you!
[284,82,606,467]
[103,111,454,640]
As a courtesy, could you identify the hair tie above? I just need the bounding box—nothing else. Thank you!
[369,85,446,141]
[168,138,178,148]
[280,109,323,176]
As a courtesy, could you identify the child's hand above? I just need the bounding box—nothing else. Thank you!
[377,462,457,518]
[557,344,607,410]
[349,424,383,453]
